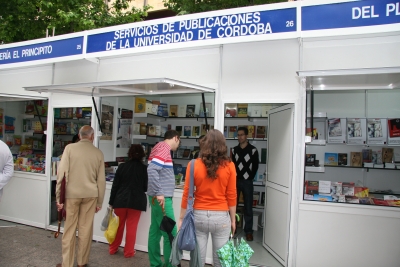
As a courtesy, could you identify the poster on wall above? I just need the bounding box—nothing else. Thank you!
[346,118,366,145]
[367,118,387,145]
[387,118,400,145]
[117,119,132,148]
[327,118,346,144]
[100,104,114,140]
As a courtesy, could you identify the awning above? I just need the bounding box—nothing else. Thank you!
[297,67,400,90]
[24,78,215,97]
[0,93,47,102]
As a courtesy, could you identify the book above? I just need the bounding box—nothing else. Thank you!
[260,148,267,164]
[250,105,262,117]
[324,152,338,166]
[347,118,362,138]
[178,106,186,117]
[155,125,161,137]
[331,182,343,195]
[199,103,212,117]
[135,97,146,113]
[367,118,383,138]
[182,148,191,159]
[140,122,147,135]
[175,126,183,136]
[132,123,140,135]
[328,118,342,137]
[169,105,178,117]
[145,101,153,114]
[120,109,133,119]
[318,180,331,194]
[186,105,196,117]
[247,125,255,138]
[305,154,316,166]
[342,182,355,196]
[256,126,266,138]
[261,105,271,117]
[159,103,168,117]
[387,118,400,137]
[304,181,319,195]
[306,128,318,139]
[338,153,348,166]
[201,124,210,135]
[160,126,168,137]
[223,126,228,138]
[192,126,200,137]
[313,194,333,202]
[140,142,149,156]
[228,126,237,138]
[176,147,185,158]
[82,107,92,118]
[382,147,394,163]
[354,187,369,197]
[237,103,248,117]
[151,104,158,115]
[362,149,372,163]
[350,152,362,167]
[183,126,191,137]
[225,103,237,117]
[147,125,156,136]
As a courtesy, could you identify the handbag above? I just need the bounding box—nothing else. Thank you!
[177,159,196,251]
[104,208,119,244]
[100,206,112,231]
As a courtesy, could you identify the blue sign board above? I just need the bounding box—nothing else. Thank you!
[87,8,297,53]
[302,0,400,31]
[0,36,84,65]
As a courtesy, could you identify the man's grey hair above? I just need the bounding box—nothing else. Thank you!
[79,126,94,139]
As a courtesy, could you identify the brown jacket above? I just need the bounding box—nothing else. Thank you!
[56,139,106,208]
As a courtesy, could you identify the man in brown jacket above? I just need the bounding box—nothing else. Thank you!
[56,125,106,267]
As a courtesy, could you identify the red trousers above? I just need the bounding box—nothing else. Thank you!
[109,208,141,258]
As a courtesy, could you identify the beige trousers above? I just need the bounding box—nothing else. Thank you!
[62,197,97,267]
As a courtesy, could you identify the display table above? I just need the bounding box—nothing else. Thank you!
[92,183,214,264]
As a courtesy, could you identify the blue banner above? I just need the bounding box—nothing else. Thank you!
[0,37,84,65]
[302,0,400,31]
[87,8,296,53]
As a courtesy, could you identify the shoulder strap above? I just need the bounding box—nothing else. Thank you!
[187,159,195,209]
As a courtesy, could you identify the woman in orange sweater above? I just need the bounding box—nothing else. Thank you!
[179,129,237,267]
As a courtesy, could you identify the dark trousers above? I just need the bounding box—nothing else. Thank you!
[237,179,253,234]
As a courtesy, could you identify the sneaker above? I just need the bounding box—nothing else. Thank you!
[246,233,253,241]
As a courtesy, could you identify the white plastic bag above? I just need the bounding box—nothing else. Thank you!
[100,206,112,231]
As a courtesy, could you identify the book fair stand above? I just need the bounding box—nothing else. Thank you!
[0,0,399,266]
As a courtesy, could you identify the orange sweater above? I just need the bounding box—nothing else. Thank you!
[181,159,237,211]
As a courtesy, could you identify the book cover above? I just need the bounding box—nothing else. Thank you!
[178,106,186,117]
[305,154,316,166]
[382,147,394,163]
[347,118,362,138]
[120,109,133,119]
[201,124,211,135]
[60,108,67,118]
[247,125,255,138]
[175,126,183,136]
[183,126,191,137]
[362,149,372,163]
[145,101,153,114]
[387,118,400,137]
[139,122,147,135]
[350,152,362,167]
[237,103,248,117]
[176,147,185,158]
[345,196,359,203]
[160,126,168,137]
[192,126,200,137]
[135,97,146,113]
[367,118,383,138]
[225,103,237,117]
[324,152,338,166]
[304,181,319,195]
[256,126,266,138]
[147,125,156,136]
[228,126,237,138]
[313,194,333,202]
[261,105,271,117]
[132,123,140,135]
[354,187,369,197]
[223,126,228,138]
[260,148,267,164]
[151,104,158,115]
[338,153,348,166]
[158,103,168,117]
[186,105,196,117]
[328,118,342,137]
[331,182,343,195]
[82,107,92,118]
[155,125,161,137]
[182,148,191,159]
[342,182,355,196]
[306,128,318,139]
[169,105,178,117]
[250,105,262,117]
[318,180,331,194]
[199,102,212,117]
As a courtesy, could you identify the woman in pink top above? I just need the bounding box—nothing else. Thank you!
[179,129,237,267]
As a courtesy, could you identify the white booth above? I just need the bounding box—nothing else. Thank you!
[1,0,399,266]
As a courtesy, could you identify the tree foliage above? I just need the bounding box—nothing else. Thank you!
[163,0,288,15]
[0,0,150,44]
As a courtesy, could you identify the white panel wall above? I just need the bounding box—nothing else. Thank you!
[297,209,400,267]
[97,47,220,89]
[53,60,99,84]
[0,65,52,97]
[302,34,400,71]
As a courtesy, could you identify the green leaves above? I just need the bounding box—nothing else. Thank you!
[0,0,149,43]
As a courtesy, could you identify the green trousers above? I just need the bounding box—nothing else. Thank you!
[148,196,177,267]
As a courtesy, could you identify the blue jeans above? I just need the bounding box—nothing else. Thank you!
[237,179,253,234]
[194,210,231,267]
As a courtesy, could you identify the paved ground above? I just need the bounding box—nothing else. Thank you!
[0,220,193,267]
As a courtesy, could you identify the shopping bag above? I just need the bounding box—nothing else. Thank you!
[104,209,119,244]
[234,238,254,267]
[100,206,112,231]
[216,236,236,267]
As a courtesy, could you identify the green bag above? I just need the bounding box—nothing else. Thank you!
[217,236,254,267]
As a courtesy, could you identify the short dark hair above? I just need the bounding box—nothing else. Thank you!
[237,126,248,135]
[164,130,179,140]
[128,144,145,160]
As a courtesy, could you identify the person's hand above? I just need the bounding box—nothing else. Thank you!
[231,221,236,235]
[56,202,64,211]
[178,218,183,231]
[95,206,101,213]
[156,195,165,209]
